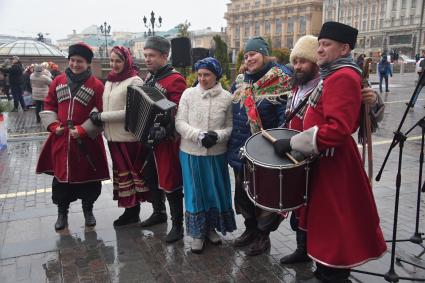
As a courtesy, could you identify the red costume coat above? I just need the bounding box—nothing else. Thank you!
[36,74,109,183]
[301,68,387,268]
[146,71,186,192]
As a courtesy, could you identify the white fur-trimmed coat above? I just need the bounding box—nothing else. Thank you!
[176,82,232,156]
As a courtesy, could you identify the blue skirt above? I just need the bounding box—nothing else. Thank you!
[179,151,236,238]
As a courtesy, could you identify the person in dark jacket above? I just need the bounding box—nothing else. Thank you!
[7,56,26,111]
[228,37,292,256]
[378,56,392,93]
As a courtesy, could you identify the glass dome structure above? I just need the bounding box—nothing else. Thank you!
[0,40,65,57]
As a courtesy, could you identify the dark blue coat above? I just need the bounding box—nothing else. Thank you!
[227,62,289,171]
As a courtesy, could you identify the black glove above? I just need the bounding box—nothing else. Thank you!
[201,131,218,148]
[273,138,291,157]
[89,111,103,127]
[149,126,167,142]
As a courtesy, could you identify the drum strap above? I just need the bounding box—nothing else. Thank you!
[283,92,311,127]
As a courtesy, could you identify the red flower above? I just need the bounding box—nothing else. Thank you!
[244,95,254,108]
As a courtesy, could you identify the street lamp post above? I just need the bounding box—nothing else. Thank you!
[143,11,162,36]
[99,21,111,57]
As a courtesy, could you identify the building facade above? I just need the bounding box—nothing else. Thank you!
[224,0,323,51]
[323,0,425,57]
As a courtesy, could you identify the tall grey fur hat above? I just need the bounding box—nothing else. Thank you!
[144,36,171,54]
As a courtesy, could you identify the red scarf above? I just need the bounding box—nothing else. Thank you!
[107,46,138,82]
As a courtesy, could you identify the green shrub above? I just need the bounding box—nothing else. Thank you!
[0,100,13,113]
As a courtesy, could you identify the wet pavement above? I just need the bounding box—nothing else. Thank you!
[0,72,424,282]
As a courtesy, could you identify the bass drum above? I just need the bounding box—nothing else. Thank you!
[240,128,312,212]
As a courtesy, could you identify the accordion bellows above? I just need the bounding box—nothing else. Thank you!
[125,85,176,143]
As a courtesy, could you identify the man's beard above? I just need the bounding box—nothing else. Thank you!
[292,68,316,86]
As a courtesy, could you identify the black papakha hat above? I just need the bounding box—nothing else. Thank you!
[318,21,358,49]
[144,36,171,54]
[68,42,94,63]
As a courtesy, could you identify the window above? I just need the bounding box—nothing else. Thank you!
[235,24,240,39]
[287,17,294,33]
[274,37,281,49]
[401,0,406,9]
[265,20,271,34]
[363,4,367,14]
[412,0,416,8]
[286,36,293,49]
[244,22,250,36]
[275,18,282,35]
[299,16,306,34]
[255,21,260,36]
[362,20,367,30]
[371,20,375,30]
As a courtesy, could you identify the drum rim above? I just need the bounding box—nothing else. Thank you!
[243,128,311,169]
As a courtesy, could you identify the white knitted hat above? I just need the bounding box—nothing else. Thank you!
[290,35,318,65]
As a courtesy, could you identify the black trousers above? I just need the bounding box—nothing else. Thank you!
[52,177,101,207]
[233,168,283,232]
[10,85,25,110]
[35,100,43,121]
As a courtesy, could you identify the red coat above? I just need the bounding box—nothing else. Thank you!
[302,68,387,268]
[147,72,186,191]
[36,74,109,183]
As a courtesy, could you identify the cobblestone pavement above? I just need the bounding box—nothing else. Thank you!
[0,73,424,282]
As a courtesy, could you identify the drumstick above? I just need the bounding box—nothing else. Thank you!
[261,129,277,143]
[261,129,299,165]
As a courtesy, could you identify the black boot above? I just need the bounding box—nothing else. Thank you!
[82,201,96,227]
[246,230,271,256]
[113,204,140,226]
[280,230,311,264]
[140,189,167,227]
[55,204,69,230]
[165,190,184,243]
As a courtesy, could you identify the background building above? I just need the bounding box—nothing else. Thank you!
[224,0,323,52]
[323,0,425,58]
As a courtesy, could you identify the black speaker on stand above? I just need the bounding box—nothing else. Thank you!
[191,47,210,70]
[171,37,192,69]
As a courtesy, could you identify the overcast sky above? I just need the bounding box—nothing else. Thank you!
[0,0,230,42]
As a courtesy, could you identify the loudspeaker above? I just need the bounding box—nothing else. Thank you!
[171,37,191,67]
[192,48,210,66]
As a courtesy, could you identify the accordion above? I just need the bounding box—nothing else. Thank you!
[125,85,177,143]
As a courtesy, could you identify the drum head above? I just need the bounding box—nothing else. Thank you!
[244,128,303,168]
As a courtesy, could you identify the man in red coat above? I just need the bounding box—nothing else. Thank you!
[37,43,109,231]
[274,22,387,282]
[139,36,187,243]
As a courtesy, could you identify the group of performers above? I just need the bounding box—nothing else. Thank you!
[36,21,387,283]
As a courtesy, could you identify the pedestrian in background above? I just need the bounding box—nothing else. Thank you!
[30,64,51,123]
[7,56,26,112]
[0,59,12,100]
[175,57,236,253]
[22,64,34,108]
[378,55,392,93]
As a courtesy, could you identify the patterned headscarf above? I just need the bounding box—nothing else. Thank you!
[194,57,222,80]
[107,46,138,82]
